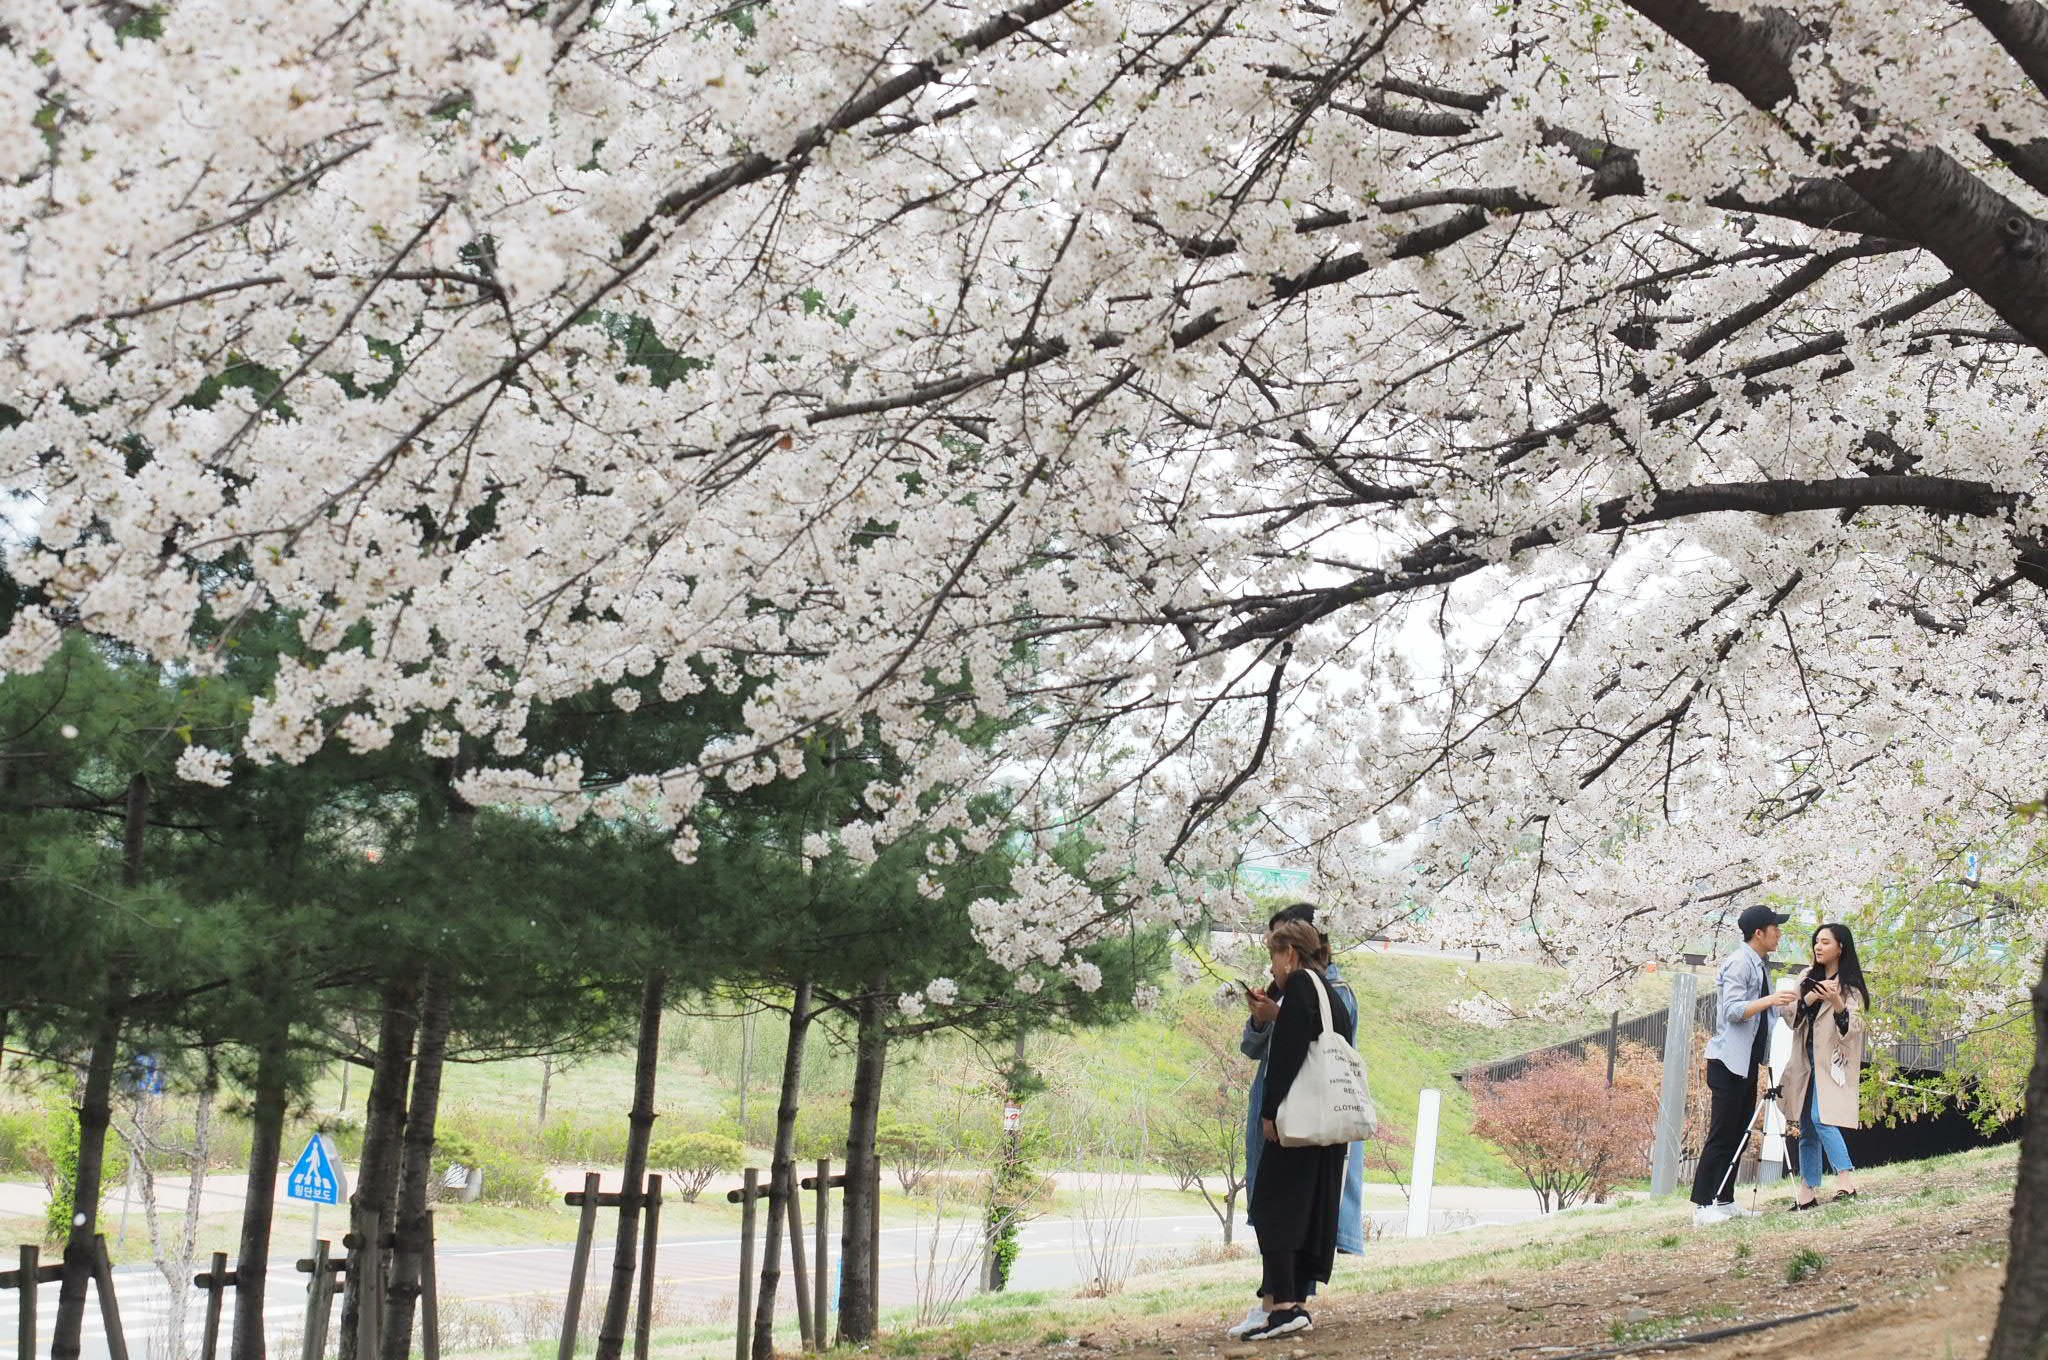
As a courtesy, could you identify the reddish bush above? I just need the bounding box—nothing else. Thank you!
[1470,1044,1662,1211]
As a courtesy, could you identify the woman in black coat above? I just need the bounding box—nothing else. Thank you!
[1244,918,1353,1340]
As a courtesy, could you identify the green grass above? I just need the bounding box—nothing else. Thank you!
[1785,1247,1828,1283]
[1609,1304,1735,1345]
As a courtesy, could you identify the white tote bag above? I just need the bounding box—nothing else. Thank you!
[1273,969,1378,1148]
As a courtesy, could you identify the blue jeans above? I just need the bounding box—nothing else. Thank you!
[1797,1082,1854,1188]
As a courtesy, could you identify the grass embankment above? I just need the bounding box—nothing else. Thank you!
[1053,951,1665,1186]
[585,1144,2016,1360]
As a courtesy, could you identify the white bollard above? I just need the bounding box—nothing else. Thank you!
[1407,1088,1441,1237]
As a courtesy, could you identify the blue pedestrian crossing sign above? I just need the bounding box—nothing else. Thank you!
[286,1134,348,1206]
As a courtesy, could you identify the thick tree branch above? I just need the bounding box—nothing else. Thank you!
[1209,474,2027,651]
[1628,0,2048,350]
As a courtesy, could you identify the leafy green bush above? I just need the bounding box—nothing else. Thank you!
[432,1127,553,1208]
[536,1115,629,1168]
[0,1108,49,1176]
[792,1105,849,1162]
[650,1133,744,1203]
[43,1115,81,1244]
[876,1116,946,1192]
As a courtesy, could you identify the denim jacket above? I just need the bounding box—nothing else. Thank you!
[1703,944,1771,1077]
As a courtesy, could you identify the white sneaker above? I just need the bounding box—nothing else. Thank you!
[1226,1307,1268,1338]
[1693,1202,1735,1226]
[1245,1309,1312,1341]
[1720,1202,1761,1218]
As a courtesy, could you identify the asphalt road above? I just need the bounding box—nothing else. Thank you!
[0,1200,1534,1360]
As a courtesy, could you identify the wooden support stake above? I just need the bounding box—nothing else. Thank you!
[199,1250,229,1360]
[302,1239,335,1360]
[735,1169,758,1360]
[558,1171,601,1360]
[360,1211,385,1360]
[868,1161,880,1330]
[786,1175,813,1350]
[421,1211,441,1360]
[634,1174,663,1360]
[19,1244,38,1360]
[812,1159,829,1350]
[93,1234,131,1360]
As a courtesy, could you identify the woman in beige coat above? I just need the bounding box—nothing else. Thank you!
[1777,923,1868,1209]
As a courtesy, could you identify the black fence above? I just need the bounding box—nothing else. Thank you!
[1456,988,1962,1087]
[1455,989,1720,1087]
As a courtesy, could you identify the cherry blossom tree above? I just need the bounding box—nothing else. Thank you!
[9,1,2048,1349]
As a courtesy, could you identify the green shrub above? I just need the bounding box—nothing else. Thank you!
[876,1116,946,1192]
[1785,1247,1827,1284]
[650,1133,744,1203]
[0,1109,48,1176]
[792,1105,849,1162]
[432,1127,553,1208]
[43,1115,90,1244]
[536,1115,629,1168]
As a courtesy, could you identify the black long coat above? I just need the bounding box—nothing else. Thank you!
[1248,967,1354,1275]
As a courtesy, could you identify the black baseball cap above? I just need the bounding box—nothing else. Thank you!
[1737,905,1790,939]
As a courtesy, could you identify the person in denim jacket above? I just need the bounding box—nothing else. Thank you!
[1691,904,1799,1225]
[1226,903,1367,1339]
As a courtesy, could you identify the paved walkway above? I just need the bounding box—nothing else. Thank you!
[0,1170,1545,1224]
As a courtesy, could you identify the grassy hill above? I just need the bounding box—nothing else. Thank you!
[1,948,1667,1230]
[352,949,1667,1191]
[1041,949,1667,1187]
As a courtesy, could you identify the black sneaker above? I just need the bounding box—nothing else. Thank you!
[1245,1308,1312,1341]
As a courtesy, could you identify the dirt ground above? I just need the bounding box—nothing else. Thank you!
[973,1156,2013,1360]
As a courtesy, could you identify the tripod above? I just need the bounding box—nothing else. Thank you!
[1710,1065,1784,1207]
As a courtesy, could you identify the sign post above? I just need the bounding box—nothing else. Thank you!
[286,1133,349,1262]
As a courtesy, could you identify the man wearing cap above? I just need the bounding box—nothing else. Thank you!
[1691,905,1798,1225]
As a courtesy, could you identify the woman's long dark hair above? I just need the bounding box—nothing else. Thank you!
[1799,922,1870,1016]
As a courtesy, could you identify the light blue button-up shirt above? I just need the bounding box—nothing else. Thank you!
[1703,943,1772,1077]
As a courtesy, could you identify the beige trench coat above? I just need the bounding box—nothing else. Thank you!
[1775,986,1866,1131]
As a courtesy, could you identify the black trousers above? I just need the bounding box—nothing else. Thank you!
[1690,1058,1758,1206]
[1258,1243,1315,1303]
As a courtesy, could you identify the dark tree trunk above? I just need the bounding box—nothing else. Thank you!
[381,971,454,1360]
[55,775,143,1360]
[49,994,121,1360]
[836,975,888,1346]
[122,771,147,888]
[340,976,419,1360]
[594,970,668,1360]
[230,1008,292,1360]
[751,980,812,1360]
[1988,944,2048,1360]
